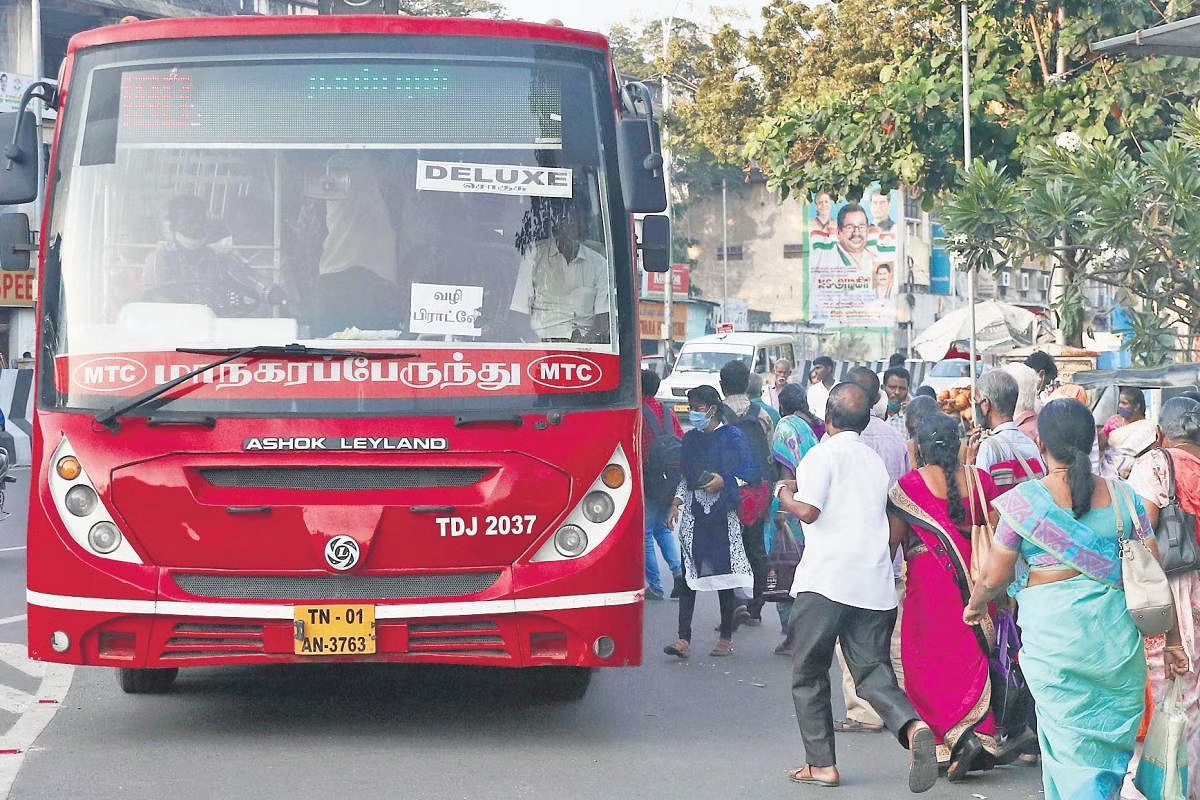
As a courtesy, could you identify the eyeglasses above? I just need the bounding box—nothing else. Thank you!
[842,224,869,233]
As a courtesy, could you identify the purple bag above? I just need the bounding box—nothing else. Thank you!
[989,612,1031,735]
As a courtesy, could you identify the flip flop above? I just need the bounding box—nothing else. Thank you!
[787,766,840,787]
[908,724,938,793]
[709,639,734,657]
[946,734,983,783]
[834,718,883,733]
[663,640,690,659]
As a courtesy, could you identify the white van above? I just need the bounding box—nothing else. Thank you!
[656,332,799,420]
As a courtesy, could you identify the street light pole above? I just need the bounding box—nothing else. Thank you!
[721,177,728,322]
[961,0,978,403]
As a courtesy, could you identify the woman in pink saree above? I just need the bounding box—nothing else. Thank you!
[887,413,999,781]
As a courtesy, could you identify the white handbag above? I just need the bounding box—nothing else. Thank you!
[1111,479,1175,637]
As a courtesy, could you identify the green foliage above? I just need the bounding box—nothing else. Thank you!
[942,104,1200,364]
[744,0,1200,200]
[397,0,504,16]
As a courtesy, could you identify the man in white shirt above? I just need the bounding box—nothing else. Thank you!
[762,358,794,411]
[807,356,836,420]
[777,382,937,792]
[509,208,610,342]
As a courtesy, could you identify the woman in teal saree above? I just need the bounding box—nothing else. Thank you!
[964,399,1190,800]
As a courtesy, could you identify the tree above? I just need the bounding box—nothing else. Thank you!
[396,0,504,16]
[941,105,1200,365]
[743,1,1200,202]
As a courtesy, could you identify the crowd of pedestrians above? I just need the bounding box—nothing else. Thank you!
[640,348,1199,797]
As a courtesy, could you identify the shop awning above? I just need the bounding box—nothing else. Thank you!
[1092,14,1200,58]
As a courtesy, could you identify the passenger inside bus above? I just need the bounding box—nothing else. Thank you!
[509,198,610,343]
[312,153,402,336]
[141,194,266,317]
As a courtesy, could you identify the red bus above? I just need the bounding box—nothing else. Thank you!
[0,14,670,699]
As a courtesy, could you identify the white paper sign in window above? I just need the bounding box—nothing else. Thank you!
[409,283,484,337]
[416,160,573,198]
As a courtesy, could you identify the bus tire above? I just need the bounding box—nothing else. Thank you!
[118,667,179,694]
[541,667,591,701]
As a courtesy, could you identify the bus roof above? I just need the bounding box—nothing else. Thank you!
[67,15,610,57]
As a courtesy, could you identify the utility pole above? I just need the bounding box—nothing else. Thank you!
[961,0,977,403]
[660,15,674,363]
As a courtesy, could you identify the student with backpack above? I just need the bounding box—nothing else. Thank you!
[641,370,684,600]
[719,359,777,627]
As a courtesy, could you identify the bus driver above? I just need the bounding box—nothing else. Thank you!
[142,194,264,316]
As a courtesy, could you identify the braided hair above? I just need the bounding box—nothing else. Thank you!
[1038,399,1096,518]
[916,413,967,526]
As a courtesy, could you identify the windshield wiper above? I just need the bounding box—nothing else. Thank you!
[94,343,418,433]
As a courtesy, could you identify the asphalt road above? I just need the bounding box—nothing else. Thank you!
[0,479,1046,800]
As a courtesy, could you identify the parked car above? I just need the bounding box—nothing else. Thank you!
[920,357,989,396]
[655,332,798,425]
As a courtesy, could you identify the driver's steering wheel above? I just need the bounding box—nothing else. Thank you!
[141,279,263,318]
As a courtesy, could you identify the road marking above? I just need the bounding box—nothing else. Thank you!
[0,617,23,628]
[0,644,73,800]
[0,548,24,553]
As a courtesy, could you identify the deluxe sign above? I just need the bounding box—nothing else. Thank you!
[416,160,572,198]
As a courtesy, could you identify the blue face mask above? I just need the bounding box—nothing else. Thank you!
[1117,406,1134,419]
[689,410,711,429]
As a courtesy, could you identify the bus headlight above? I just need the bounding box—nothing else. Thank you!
[554,525,588,558]
[64,485,99,517]
[88,521,122,554]
[580,491,615,524]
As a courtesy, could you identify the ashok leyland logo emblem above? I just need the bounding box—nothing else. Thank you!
[325,536,360,571]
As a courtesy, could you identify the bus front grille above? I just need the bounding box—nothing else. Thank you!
[404,621,510,658]
[161,622,265,659]
[198,467,489,491]
[171,572,501,600]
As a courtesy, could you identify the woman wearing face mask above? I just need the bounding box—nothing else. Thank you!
[664,385,760,659]
[1098,388,1153,480]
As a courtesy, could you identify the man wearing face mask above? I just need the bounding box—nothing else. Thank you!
[965,370,1045,495]
[143,194,265,315]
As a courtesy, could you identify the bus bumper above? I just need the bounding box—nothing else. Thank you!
[26,591,644,669]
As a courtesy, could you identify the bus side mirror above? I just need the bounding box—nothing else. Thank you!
[617,82,667,214]
[640,214,671,272]
[0,214,34,272]
[0,111,41,206]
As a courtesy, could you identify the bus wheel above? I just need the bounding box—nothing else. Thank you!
[541,667,592,701]
[118,668,179,694]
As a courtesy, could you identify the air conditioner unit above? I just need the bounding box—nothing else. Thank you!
[1019,272,1031,292]
[999,271,1011,287]
[1040,275,1052,291]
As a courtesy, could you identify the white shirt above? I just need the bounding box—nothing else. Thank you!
[788,431,897,610]
[510,240,610,340]
[807,381,833,421]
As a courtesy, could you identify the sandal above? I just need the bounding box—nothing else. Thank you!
[710,639,734,657]
[907,723,938,793]
[947,734,983,783]
[732,605,752,630]
[774,640,793,656]
[663,639,690,659]
[834,718,883,733]
[787,766,840,787]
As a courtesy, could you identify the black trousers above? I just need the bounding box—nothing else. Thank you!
[741,518,767,616]
[677,584,736,641]
[790,591,919,767]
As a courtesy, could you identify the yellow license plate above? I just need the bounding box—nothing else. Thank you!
[674,403,689,414]
[294,605,376,656]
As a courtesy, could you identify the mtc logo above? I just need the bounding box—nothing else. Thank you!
[72,357,148,393]
[527,355,602,390]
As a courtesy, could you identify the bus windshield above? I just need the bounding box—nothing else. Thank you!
[45,41,625,415]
